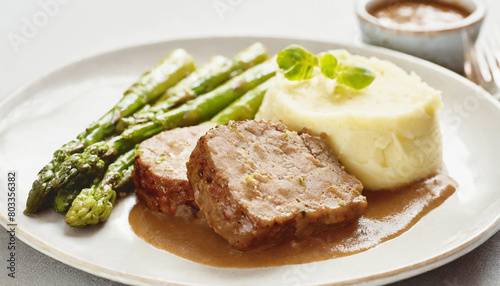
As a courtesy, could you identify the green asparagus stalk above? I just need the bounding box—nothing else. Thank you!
[65,148,135,227]
[210,78,273,125]
[151,42,268,110]
[25,49,195,214]
[65,76,275,227]
[52,59,277,212]
[120,42,268,128]
[116,55,234,130]
[124,55,234,123]
[82,49,195,145]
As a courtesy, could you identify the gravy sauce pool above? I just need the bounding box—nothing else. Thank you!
[369,0,470,30]
[129,174,456,268]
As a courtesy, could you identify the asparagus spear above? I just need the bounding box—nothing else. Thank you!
[65,148,135,227]
[210,78,273,125]
[83,49,195,145]
[119,55,234,127]
[151,42,268,110]
[52,59,276,212]
[120,42,268,128]
[117,55,235,130]
[66,76,274,227]
[25,49,195,214]
[53,147,136,213]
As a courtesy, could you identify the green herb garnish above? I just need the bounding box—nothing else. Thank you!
[320,53,338,79]
[231,123,244,138]
[276,45,318,81]
[298,176,306,187]
[336,61,376,90]
[245,173,257,182]
[276,45,375,90]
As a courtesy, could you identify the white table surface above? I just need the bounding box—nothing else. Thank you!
[1,0,499,285]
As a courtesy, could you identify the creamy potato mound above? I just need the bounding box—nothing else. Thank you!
[256,50,442,190]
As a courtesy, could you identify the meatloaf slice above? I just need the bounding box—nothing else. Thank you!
[134,123,213,216]
[187,120,367,251]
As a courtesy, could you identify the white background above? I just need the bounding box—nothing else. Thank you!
[1,0,499,285]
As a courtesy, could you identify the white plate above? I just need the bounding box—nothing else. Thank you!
[1,37,499,286]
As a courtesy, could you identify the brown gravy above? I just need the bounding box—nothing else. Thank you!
[129,174,456,268]
[369,0,471,30]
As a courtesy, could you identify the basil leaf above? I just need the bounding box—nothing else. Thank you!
[336,62,376,90]
[277,45,318,81]
[284,63,317,81]
[276,45,376,90]
[320,54,338,79]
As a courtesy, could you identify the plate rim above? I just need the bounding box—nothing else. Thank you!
[1,35,499,286]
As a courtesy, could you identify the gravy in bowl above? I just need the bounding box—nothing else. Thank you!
[369,0,471,30]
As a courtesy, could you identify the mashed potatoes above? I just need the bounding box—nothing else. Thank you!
[256,50,442,190]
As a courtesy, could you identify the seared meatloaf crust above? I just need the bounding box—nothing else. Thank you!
[187,120,367,251]
[134,123,212,216]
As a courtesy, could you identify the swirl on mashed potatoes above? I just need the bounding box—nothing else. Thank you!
[256,50,443,190]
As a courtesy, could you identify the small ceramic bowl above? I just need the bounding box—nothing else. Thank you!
[356,0,486,73]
